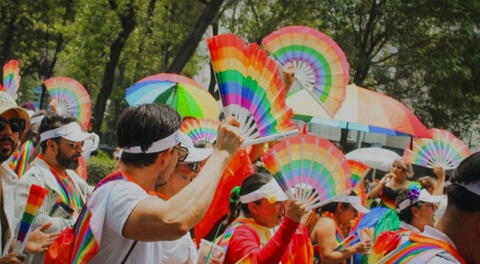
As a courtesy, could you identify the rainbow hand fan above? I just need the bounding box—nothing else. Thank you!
[44,77,91,129]
[261,134,352,210]
[180,118,220,145]
[14,184,49,253]
[403,128,472,169]
[262,26,349,116]
[347,160,371,189]
[208,34,298,146]
[2,59,21,99]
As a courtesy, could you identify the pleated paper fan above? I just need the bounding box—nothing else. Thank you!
[347,160,371,189]
[262,26,349,116]
[2,59,21,99]
[261,134,351,209]
[403,128,472,169]
[44,77,91,129]
[180,118,220,145]
[208,34,298,146]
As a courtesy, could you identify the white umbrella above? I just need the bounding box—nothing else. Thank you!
[345,147,401,172]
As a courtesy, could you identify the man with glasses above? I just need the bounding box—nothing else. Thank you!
[73,104,242,264]
[0,92,60,263]
[154,132,213,263]
[16,112,93,263]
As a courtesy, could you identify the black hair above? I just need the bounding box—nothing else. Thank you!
[227,172,272,225]
[38,112,77,153]
[447,152,480,212]
[395,189,423,224]
[117,104,181,168]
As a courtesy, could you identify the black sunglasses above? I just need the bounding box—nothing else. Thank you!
[0,117,26,133]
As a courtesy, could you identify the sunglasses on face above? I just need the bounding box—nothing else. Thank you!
[59,139,84,149]
[0,117,26,133]
[173,145,189,162]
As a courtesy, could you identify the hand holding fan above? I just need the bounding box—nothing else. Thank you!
[44,77,91,129]
[14,184,49,253]
[2,59,21,99]
[261,134,352,210]
[262,26,349,116]
[208,34,298,146]
[403,128,472,169]
[180,118,220,145]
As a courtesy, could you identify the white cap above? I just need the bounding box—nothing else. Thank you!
[457,181,480,197]
[39,122,93,143]
[0,91,30,123]
[239,178,288,204]
[330,195,370,214]
[179,132,213,163]
[398,189,443,211]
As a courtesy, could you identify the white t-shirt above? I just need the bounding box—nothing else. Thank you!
[89,181,163,264]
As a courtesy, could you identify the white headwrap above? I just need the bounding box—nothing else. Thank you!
[122,131,180,154]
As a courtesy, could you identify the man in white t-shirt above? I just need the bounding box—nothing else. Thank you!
[86,104,243,264]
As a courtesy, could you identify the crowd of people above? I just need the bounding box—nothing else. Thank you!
[1,89,480,264]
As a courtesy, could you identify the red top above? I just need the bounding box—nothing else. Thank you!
[224,217,300,264]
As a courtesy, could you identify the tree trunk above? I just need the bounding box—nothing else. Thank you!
[166,0,225,73]
[1,11,17,63]
[92,1,136,132]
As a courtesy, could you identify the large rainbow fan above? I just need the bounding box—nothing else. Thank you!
[44,77,91,129]
[208,34,298,146]
[261,134,352,209]
[262,26,349,116]
[2,59,21,99]
[180,118,220,145]
[403,128,472,169]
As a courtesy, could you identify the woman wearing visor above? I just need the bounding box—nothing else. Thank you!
[312,194,372,264]
[216,172,311,264]
[395,184,443,233]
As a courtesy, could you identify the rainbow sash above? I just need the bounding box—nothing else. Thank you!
[70,171,131,263]
[9,140,35,177]
[380,233,466,264]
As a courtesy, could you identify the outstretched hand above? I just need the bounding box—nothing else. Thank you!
[25,222,60,253]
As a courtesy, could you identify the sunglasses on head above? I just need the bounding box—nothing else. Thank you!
[0,117,26,133]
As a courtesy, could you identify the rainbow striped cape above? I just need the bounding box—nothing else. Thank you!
[376,232,466,264]
[70,171,131,263]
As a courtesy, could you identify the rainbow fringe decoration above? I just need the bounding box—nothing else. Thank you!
[44,77,91,129]
[403,128,472,169]
[2,59,21,99]
[9,140,35,178]
[262,26,349,116]
[14,184,49,253]
[180,118,220,145]
[261,134,352,209]
[208,34,298,146]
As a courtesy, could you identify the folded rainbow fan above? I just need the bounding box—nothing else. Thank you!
[262,26,349,116]
[14,184,49,253]
[208,34,298,146]
[44,77,91,129]
[180,118,220,145]
[348,160,370,232]
[403,128,472,169]
[261,134,352,209]
[2,59,21,99]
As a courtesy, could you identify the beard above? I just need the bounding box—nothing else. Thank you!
[56,149,80,170]
[0,136,16,163]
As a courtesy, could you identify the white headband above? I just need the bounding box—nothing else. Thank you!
[31,115,45,126]
[122,131,180,154]
[239,178,288,204]
[457,181,480,197]
[398,189,443,211]
[39,122,85,142]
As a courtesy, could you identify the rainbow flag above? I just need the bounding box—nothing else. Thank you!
[70,171,130,263]
[14,184,48,253]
